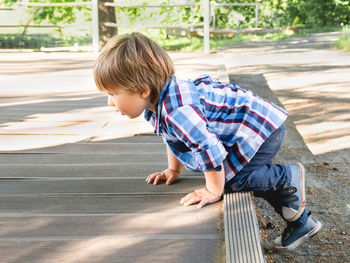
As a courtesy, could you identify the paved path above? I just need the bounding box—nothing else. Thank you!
[0,51,225,262]
[220,32,350,163]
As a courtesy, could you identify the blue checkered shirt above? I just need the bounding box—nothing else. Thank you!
[144,75,288,182]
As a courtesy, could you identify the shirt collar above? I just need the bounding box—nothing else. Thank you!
[144,76,173,135]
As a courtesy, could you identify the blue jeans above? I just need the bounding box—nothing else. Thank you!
[226,123,291,192]
[225,124,297,220]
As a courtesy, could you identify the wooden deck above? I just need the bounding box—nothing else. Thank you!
[0,52,225,262]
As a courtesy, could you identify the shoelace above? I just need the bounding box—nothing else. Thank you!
[282,211,313,240]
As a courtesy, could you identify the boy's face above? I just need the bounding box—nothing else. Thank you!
[106,89,153,119]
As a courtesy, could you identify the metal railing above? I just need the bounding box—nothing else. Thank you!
[100,1,210,53]
[1,1,261,53]
[1,1,93,50]
[212,2,262,29]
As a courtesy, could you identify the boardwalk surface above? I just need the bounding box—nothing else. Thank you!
[0,52,225,263]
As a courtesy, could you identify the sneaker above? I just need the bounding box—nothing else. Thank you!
[273,212,322,251]
[280,163,306,222]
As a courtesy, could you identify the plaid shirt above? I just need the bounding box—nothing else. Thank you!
[144,75,288,182]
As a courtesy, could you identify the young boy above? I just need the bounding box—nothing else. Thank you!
[93,32,322,251]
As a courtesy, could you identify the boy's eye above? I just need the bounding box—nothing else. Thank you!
[108,93,114,97]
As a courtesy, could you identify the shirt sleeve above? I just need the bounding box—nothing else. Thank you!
[165,104,228,171]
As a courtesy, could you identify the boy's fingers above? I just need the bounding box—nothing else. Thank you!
[154,172,167,185]
[180,192,201,206]
[184,196,201,206]
[197,199,208,209]
[180,192,194,204]
[166,176,174,185]
[154,175,161,185]
[146,172,163,184]
[146,174,155,184]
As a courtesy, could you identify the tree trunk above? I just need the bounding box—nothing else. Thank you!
[98,0,117,50]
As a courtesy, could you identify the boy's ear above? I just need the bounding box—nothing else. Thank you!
[141,85,151,98]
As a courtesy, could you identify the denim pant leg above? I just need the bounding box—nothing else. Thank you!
[226,123,291,192]
[225,124,291,216]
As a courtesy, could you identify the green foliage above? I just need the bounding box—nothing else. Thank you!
[150,28,332,52]
[113,0,203,27]
[2,0,348,44]
[215,0,349,28]
[335,26,350,51]
[112,0,349,29]
[283,0,350,27]
[0,26,344,51]
[4,0,91,33]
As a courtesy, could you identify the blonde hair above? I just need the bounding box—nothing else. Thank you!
[93,32,175,103]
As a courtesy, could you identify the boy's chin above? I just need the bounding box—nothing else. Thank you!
[126,113,141,119]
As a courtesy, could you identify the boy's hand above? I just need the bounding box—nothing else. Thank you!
[146,168,180,185]
[180,187,222,209]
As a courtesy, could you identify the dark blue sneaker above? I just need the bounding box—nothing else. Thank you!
[280,163,306,222]
[273,212,322,251]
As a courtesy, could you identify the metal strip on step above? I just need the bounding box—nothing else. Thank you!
[224,192,266,263]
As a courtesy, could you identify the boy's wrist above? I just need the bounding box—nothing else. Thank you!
[165,167,181,175]
[204,164,225,198]
[167,167,181,174]
[206,186,223,198]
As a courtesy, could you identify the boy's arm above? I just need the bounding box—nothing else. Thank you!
[180,163,225,208]
[166,145,183,173]
[146,145,183,185]
[204,165,225,197]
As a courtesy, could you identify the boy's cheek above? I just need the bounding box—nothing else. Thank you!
[107,96,114,106]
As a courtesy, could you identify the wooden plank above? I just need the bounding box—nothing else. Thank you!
[0,164,196,178]
[0,195,222,214]
[0,178,204,196]
[0,238,219,263]
[0,212,218,237]
[89,135,162,143]
[0,107,105,114]
[0,98,105,107]
[0,143,166,154]
[224,192,265,263]
[0,153,168,164]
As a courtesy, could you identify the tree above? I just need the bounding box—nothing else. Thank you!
[98,0,117,49]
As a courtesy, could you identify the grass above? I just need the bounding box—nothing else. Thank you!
[334,27,350,52]
[156,34,289,52]
[0,25,344,52]
[134,26,343,52]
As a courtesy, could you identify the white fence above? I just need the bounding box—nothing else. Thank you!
[1,1,261,53]
[212,2,261,29]
[95,0,210,53]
